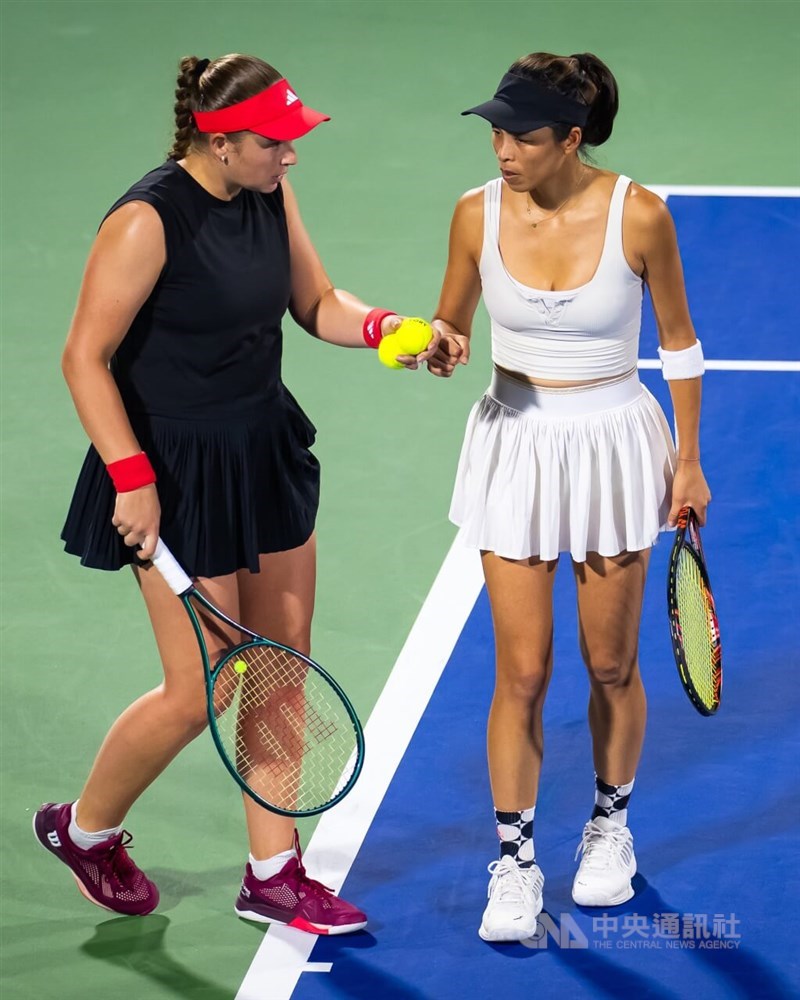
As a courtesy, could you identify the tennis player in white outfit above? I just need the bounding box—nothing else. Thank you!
[426,51,711,942]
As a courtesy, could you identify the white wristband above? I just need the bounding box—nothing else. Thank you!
[658,340,704,380]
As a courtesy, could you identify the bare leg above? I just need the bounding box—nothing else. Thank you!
[481,552,558,811]
[237,534,317,859]
[572,549,650,785]
[75,565,240,832]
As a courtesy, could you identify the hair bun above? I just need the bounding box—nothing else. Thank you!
[570,52,618,146]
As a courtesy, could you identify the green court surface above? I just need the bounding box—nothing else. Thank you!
[1,2,798,998]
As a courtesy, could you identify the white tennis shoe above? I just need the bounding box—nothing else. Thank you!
[478,856,544,942]
[572,816,636,906]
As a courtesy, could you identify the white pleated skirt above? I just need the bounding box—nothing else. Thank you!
[449,368,676,563]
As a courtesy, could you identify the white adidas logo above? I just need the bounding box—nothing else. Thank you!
[47,831,61,847]
[285,88,299,106]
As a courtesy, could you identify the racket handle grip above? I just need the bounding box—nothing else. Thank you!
[151,539,194,596]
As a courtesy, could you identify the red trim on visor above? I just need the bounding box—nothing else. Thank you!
[193,79,330,140]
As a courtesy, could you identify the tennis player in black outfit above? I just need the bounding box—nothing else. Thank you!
[34,53,436,933]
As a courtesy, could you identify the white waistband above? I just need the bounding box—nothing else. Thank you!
[487,367,642,416]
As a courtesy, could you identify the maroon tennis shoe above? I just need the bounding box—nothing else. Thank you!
[33,802,159,916]
[235,831,367,934]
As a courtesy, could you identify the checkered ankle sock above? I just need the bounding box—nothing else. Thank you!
[494,806,535,868]
[591,775,635,827]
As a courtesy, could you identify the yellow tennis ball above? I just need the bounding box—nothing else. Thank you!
[394,317,434,355]
[377,318,434,370]
[233,659,248,674]
[377,335,406,369]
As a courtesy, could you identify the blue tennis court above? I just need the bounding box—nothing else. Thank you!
[267,192,800,1000]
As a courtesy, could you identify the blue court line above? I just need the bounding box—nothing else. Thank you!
[289,195,799,999]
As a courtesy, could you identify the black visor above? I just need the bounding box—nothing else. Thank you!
[462,72,589,133]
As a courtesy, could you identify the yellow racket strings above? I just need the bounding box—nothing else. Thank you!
[675,549,719,709]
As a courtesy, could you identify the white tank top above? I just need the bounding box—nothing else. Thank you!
[479,174,643,380]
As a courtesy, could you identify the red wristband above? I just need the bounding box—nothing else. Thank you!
[362,308,396,348]
[106,452,157,492]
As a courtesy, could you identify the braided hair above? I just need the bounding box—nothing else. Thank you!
[167,53,283,160]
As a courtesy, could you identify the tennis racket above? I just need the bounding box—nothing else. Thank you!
[666,506,722,716]
[150,539,365,816]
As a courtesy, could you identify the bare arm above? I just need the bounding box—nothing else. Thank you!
[61,201,166,555]
[428,189,484,377]
[629,186,711,523]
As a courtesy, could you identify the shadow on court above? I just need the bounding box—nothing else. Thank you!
[296,932,430,1000]
[566,882,799,1000]
[482,908,680,1000]
[80,915,234,1000]
[146,863,245,910]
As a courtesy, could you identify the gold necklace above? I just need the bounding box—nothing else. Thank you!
[525,169,589,229]
[526,192,571,228]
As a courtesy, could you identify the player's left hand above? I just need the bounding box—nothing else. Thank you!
[668,461,711,526]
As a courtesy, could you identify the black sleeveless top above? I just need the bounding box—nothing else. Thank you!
[62,161,320,577]
[108,159,291,418]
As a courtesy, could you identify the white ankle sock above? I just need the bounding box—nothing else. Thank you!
[68,800,122,849]
[249,848,296,881]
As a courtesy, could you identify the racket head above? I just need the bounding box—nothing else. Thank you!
[207,639,365,817]
[667,506,722,716]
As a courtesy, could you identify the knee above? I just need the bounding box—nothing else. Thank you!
[278,622,312,657]
[256,627,311,658]
[496,657,550,705]
[584,654,636,688]
[280,631,311,658]
[162,684,209,736]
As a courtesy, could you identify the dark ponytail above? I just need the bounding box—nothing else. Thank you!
[166,53,283,161]
[508,51,619,149]
[570,52,618,147]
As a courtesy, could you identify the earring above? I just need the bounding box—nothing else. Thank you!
[221,155,228,166]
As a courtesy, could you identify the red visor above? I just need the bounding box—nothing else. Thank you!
[193,79,330,140]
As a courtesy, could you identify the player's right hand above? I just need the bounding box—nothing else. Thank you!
[111,484,161,559]
[427,329,470,378]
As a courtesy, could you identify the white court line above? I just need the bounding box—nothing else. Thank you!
[638,359,800,371]
[646,184,800,199]
[237,182,798,998]
[234,532,484,1000]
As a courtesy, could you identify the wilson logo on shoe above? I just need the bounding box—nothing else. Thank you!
[47,831,61,847]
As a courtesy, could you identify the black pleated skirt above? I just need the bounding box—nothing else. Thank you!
[61,386,320,578]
